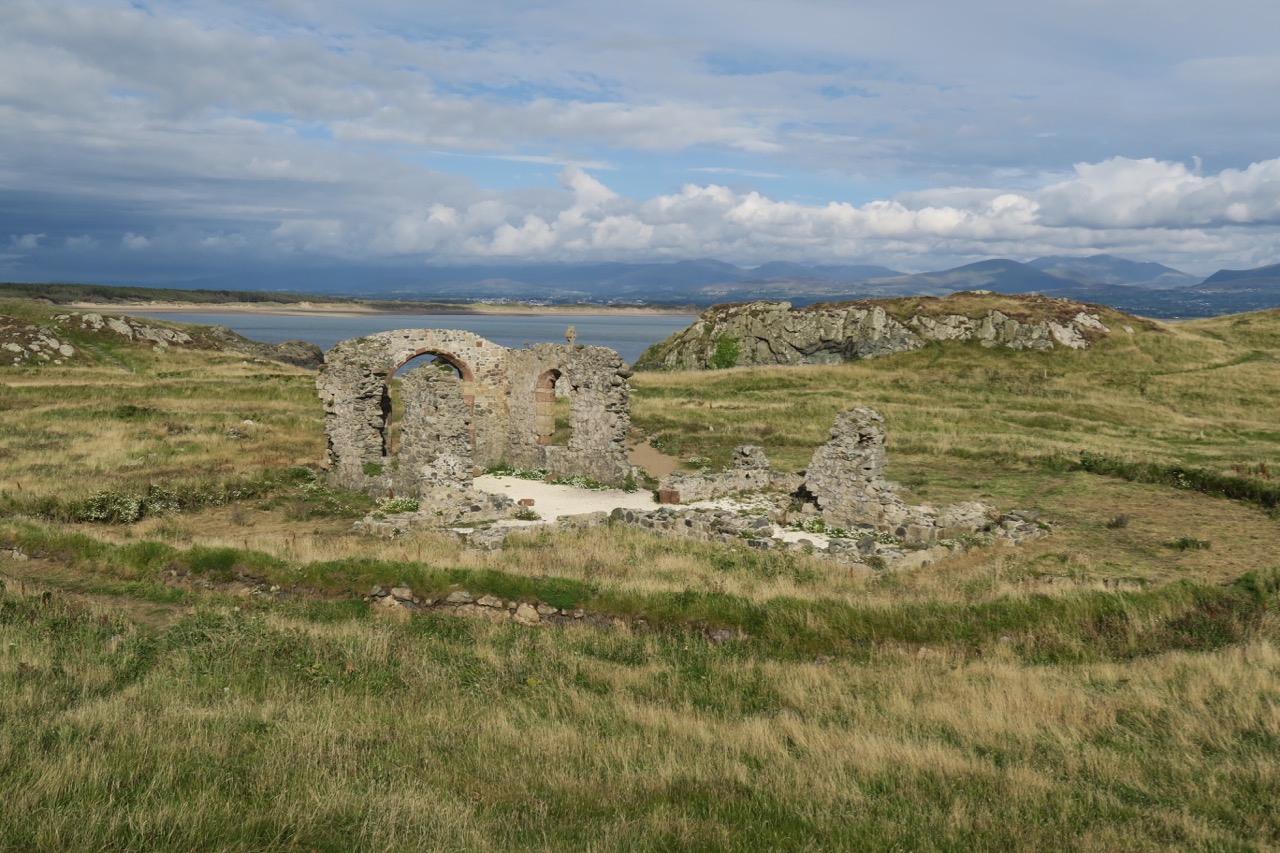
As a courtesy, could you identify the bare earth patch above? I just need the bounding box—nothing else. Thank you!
[627,439,682,478]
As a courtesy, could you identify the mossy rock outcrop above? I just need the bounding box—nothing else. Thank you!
[634,292,1153,370]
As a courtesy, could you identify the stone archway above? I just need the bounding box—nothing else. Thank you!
[394,348,474,389]
[507,343,633,484]
[389,349,477,452]
[534,367,569,447]
[317,329,511,491]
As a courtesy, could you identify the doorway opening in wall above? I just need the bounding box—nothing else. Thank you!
[535,368,574,447]
[386,352,472,455]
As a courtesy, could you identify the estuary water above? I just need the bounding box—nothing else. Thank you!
[127,311,696,364]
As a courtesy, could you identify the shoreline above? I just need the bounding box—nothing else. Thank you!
[66,300,700,319]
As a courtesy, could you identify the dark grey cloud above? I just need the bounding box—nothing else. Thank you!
[1,0,1278,283]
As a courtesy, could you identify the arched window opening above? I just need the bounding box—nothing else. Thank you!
[535,368,574,447]
[386,351,473,454]
[394,352,464,380]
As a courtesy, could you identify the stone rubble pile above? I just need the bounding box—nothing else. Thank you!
[602,503,1047,570]
[352,491,516,537]
[415,496,1046,571]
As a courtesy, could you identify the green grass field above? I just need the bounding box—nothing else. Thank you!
[1,297,1278,851]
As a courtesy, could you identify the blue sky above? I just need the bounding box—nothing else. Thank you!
[2,0,1279,286]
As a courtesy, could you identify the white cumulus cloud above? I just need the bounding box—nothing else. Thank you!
[1035,157,1280,228]
[346,156,1279,271]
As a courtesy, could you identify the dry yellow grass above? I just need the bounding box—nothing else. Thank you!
[4,590,1277,850]
[3,299,1280,850]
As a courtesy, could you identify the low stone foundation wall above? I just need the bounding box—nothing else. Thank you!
[353,405,1052,571]
[657,445,799,503]
[408,498,1051,571]
[603,504,1049,569]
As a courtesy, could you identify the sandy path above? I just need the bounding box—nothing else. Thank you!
[473,475,834,548]
[473,475,659,528]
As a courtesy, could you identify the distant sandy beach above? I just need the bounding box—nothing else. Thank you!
[67,300,699,319]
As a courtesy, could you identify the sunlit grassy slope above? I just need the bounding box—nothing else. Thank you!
[0,300,324,503]
[2,298,1278,851]
[632,307,1280,476]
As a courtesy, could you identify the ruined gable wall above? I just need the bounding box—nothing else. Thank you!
[804,407,1008,546]
[804,407,933,536]
[506,343,633,486]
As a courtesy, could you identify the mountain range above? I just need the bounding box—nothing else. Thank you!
[25,253,1277,318]
[335,254,1280,318]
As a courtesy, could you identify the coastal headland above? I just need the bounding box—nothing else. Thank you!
[65,300,699,319]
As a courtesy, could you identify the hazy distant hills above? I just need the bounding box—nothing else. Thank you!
[748,262,902,281]
[361,259,909,304]
[849,259,1072,297]
[1028,255,1198,289]
[19,252,1280,318]
[1198,263,1280,291]
[1036,259,1280,318]
[850,255,1205,300]
[343,254,1280,317]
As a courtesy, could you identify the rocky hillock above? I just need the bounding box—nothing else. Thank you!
[0,305,322,368]
[634,291,1154,370]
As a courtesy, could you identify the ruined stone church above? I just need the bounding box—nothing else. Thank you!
[317,330,633,500]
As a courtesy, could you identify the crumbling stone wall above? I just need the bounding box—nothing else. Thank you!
[804,408,902,528]
[317,329,507,492]
[318,330,632,499]
[505,343,633,484]
[644,407,1042,554]
[658,445,787,503]
[803,407,993,546]
[394,368,474,500]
